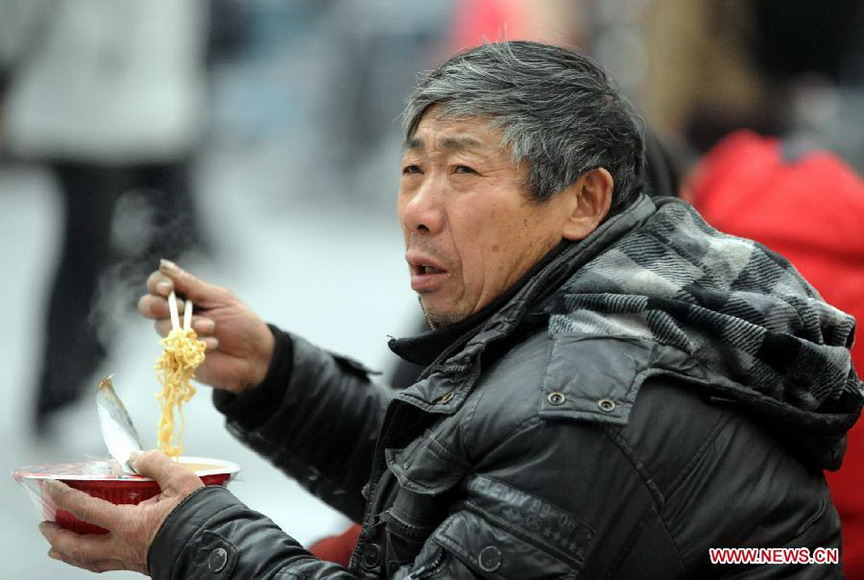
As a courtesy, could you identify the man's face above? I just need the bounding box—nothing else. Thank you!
[398,113,576,327]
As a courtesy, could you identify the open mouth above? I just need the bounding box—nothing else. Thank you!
[407,253,449,292]
[416,264,446,275]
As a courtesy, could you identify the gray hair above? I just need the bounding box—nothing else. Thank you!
[402,41,645,212]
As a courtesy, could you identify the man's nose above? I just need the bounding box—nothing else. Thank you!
[400,181,445,235]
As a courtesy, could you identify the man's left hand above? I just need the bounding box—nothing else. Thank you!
[39,450,204,574]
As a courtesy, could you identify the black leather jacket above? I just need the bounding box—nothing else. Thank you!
[148,197,861,578]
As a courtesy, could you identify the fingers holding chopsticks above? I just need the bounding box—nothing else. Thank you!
[143,259,232,305]
[138,260,222,347]
[137,259,276,393]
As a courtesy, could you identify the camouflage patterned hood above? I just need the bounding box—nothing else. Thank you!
[548,196,863,469]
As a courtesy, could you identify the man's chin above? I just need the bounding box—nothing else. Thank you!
[420,299,464,329]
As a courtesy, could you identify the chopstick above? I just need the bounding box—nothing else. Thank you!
[183,298,193,331]
[168,290,194,332]
[168,291,181,330]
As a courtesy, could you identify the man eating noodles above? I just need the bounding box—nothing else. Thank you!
[39,41,860,578]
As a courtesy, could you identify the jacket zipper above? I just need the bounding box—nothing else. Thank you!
[348,403,406,569]
[406,548,445,579]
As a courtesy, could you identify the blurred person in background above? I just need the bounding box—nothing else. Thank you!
[641,0,864,165]
[0,0,211,438]
[298,0,457,210]
[37,41,861,577]
[449,0,585,51]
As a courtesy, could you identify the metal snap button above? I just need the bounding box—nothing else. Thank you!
[547,391,566,406]
[362,542,382,568]
[439,391,454,404]
[478,545,502,572]
[598,398,616,412]
[208,547,228,573]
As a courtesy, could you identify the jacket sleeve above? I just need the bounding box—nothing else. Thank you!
[144,428,607,580]
[212,325,395,521]
[145,420,653,579]
[148,486,358,579]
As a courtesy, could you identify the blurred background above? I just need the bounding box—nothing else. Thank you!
[1,0,862,577]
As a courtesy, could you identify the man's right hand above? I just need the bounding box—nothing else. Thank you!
[138,259,275,394]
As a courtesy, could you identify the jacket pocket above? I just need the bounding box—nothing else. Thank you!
[386,433,469,494]
[431,510,580,579]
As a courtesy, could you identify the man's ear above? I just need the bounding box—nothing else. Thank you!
[561,168,613,241]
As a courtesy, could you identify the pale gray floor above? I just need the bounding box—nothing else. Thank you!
[0,149,419,578]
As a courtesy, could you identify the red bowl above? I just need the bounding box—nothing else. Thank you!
[13,456,240,534]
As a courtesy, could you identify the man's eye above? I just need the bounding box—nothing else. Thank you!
[454,165,476,174]
[402,165,423,175]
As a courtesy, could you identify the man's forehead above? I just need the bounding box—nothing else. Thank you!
[404,116,501,154]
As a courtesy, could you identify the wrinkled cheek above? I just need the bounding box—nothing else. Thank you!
[458,268,489,315]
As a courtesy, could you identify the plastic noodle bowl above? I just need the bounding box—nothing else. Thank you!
[13,456,240,534]
[12,295,231,535]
